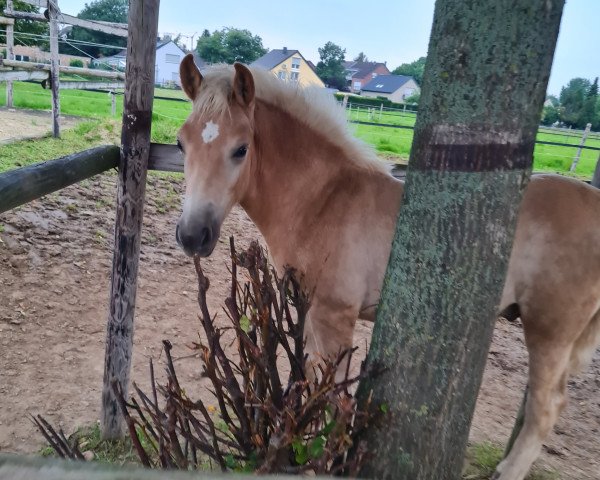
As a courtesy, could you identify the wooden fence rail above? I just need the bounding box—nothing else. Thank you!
[0,145,119,213]
[0,59,126,80]
[0,144,187,214]
[0,453,311,480]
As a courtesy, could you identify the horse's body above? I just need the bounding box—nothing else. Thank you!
[175,55,600,480]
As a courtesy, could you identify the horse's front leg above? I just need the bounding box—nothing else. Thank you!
[303,299,359,381]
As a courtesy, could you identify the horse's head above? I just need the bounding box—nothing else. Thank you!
[176,54,256,257]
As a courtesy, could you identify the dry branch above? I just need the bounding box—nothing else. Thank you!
[35,239,373,475]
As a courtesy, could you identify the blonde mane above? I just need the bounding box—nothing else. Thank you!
[192,64,391,175]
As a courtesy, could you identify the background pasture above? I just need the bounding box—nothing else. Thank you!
[0,81,598,178]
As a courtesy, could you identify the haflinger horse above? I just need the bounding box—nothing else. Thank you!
[174,54,600,480]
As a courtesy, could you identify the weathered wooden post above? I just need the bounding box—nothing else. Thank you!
[101,0,160,439]
[110,91,116,116]
[4,0,14,108]
[47,0,60,137]
[570,122,592,172]
[355,1,564,479]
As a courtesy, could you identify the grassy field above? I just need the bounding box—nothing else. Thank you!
[348,105,599,177]
[0,81,598,177]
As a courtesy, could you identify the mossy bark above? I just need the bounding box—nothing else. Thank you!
[356,1,564,479]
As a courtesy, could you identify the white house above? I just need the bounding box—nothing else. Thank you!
[360,74,420,103]
[97,40,187,86]
[153,40,187,86]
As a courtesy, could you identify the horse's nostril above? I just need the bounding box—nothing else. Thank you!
[175,224,181,244]
[199,226,212,247]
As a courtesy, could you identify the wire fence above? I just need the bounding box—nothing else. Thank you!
[1,59,598,172]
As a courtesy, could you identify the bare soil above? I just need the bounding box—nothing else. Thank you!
[0,172,598,479]
[0,109,79,144]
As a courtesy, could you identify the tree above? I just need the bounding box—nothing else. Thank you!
[0,0,48,47]
[579,77,598,129]
[353,51,368,62]
[315,41,346,90]
[392,56,426,85]
[354,1,564,479]
[404,92,420,105]
[546,94,559,107]
[60,0,128,58]
[559,77,590,128]
[196,27,266,64]
[541,104,560,125]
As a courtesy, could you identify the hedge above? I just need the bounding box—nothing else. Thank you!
[334,93,418,112]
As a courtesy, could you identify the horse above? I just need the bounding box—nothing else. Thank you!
[174,54,600,480]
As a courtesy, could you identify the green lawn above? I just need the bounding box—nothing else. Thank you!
[0,81,597,178]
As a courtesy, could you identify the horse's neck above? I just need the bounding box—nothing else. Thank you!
[240,99,346,250]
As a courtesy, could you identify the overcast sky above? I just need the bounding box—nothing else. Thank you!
[57,0,599,96]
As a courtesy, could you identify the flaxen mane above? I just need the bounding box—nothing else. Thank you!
[192,64,391,175]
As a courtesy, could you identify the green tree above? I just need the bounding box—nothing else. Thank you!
[559,77,590,128]
[546,94,559,107]
[404,92,421,105]
[353,51,368,62]
[0,0,48,47]
[392,56,426,85]
[541,104,560,125]
[196,27,266,64]
[60,0,128,58]
[579,77,598,129]
[316,41,346,90]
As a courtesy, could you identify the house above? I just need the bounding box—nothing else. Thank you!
[96,40,187,86]
[360,74,420,103]
[2,44,90,67]
[343,60,391,93]
[251,48,325,88]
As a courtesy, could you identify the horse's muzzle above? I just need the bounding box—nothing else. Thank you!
[176,214,220,258]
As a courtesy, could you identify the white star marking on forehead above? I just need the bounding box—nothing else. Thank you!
[202,121,220,143]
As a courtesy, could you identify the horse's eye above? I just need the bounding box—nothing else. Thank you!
[176,139,184,153]
[232,145,248,159]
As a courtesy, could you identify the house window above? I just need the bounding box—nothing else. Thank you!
[353,81,361,90]
[375,84,384,88]
[403,88,415,99]
[291,57,301,69]
[165,53,180,64]
[372,72,378,78]
[290,71,299,81]
[278,70,287,80]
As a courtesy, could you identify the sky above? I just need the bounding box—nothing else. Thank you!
[56,0,600,96]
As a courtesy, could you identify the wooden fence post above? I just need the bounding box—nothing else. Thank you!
[110,91,116,116]
[570,122,591,172]
[47,0,60,138]
[5,0,14,108]
[101,0,160,439]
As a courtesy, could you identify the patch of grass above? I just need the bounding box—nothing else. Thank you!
[0,119,120,173]
[39,423,153,466]
[463,442,560,480]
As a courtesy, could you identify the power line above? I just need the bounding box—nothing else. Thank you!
[1,28,126,51]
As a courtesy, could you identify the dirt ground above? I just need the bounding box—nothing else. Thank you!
[0,108,79,144]
[1,172,599,479]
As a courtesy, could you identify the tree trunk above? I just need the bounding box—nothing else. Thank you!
[101,0,160,439]
[591,152,600,188]
[355,1,564,479]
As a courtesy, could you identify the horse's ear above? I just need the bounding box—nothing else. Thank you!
[180,53,202,101]
[233,63,255,108]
